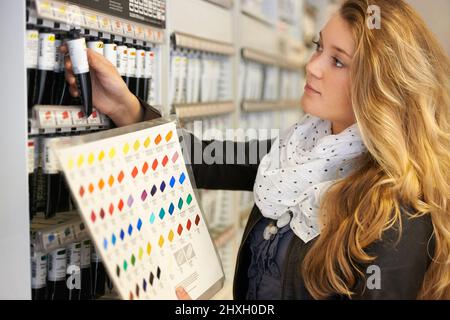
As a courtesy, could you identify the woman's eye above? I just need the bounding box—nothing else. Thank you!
[333,57,344,68]
[312,40,322,52]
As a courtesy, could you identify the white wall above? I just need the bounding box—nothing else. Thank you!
[407,0,450,54]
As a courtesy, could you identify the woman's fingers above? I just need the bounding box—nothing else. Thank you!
[175,287,192,300]
[59,43,68,54]
[69,85,79,97]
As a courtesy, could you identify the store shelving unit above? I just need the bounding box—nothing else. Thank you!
[0,0,322,300]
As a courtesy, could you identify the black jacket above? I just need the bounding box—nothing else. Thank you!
[141,101,435,300]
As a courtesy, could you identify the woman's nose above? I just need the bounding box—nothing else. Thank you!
[306,54,324,80]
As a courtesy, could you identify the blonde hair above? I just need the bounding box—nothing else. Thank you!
[302,0,450,299]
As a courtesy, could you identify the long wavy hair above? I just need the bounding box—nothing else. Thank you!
[302,0,450,299]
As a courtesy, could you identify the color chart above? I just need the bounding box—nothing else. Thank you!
[56,120,224,300]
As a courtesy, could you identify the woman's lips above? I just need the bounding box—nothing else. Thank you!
[304,83,321,95]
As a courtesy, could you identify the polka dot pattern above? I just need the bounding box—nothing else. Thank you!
[253,114,367,243]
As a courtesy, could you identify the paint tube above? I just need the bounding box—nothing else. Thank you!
[67,28,93,116]
[91,245,106,298]
[47,248,68,300]
[26,26,39,112]
[143,47,153,103]
[135,45,146,100]
[103,36,117,67]
[125,44,137,95]
[51,33,67,105]
[80,239,92,300]
[31,246,47,300]
[34,29,56,105]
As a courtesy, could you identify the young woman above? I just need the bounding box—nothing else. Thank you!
[62,0,449,299]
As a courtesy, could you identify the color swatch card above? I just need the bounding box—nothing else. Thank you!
[56,119,224,299]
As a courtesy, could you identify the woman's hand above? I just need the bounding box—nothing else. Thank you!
[60,44,143,127]
[175,287,192,300]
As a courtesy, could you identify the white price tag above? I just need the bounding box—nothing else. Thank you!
[52,2,68,21]
[71,109,88,126]
[39,110,56,128]
[55,110,73,127]
[124,22,135,38]
[84,12,99,29]
[98,15,112,32]
[111,19,124,34]
[87,110,102,125]
[37,0,53,19]
[144,28,153,42]
[135,25,145,39]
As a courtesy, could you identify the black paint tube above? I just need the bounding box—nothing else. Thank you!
[103,36,117,67]
[80,239,92,300]
[116,41,128,83]
[26,25,39,113]
[87,36,104,56]
[135,45,146,100]
[55,134,71,214]
[28,137,38,220]
[47,248,68,300]
[143,47,153,103]
[42,135,59,219]
[51,34,67,105]
[125,44,137,95]
[67,29,93,117]
[34,29,56,105]
[91,245,106,298]
[31,247,47,300]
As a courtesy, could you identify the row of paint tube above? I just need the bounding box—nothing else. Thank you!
[26,27,160,108]
[170,49,233,105]
[240,60,303,101]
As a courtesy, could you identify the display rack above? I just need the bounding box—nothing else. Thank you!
[0,0,319,299]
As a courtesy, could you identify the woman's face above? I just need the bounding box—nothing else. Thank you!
[301,14,356,133]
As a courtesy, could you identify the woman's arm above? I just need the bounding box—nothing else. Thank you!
[139,98,272,191]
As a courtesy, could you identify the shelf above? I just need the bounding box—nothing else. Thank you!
[30,211,88,255]
[242,100,301,112]
[242,47,279,66]
[33,0,165,44]
[31,105,111,134]
[242,47,305,71]
[205,0,234,10]
[172,32,234,55]
[212,225,236,249]
[174,101,235,119]
[241,7,276,27]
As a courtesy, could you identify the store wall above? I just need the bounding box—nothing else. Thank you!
[407,0,450,55]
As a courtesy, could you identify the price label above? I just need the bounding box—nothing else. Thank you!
[87,110,102,125]
[55,110,73,127]
[135,25,145,40]
[84,12,99,29]
[52,2,67,21]
[37,0,53,18]
[99,15,112,32]
[71,109,88,126]
[124,22,135,37]
[111,19,124,34]
[39,110,56,128]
